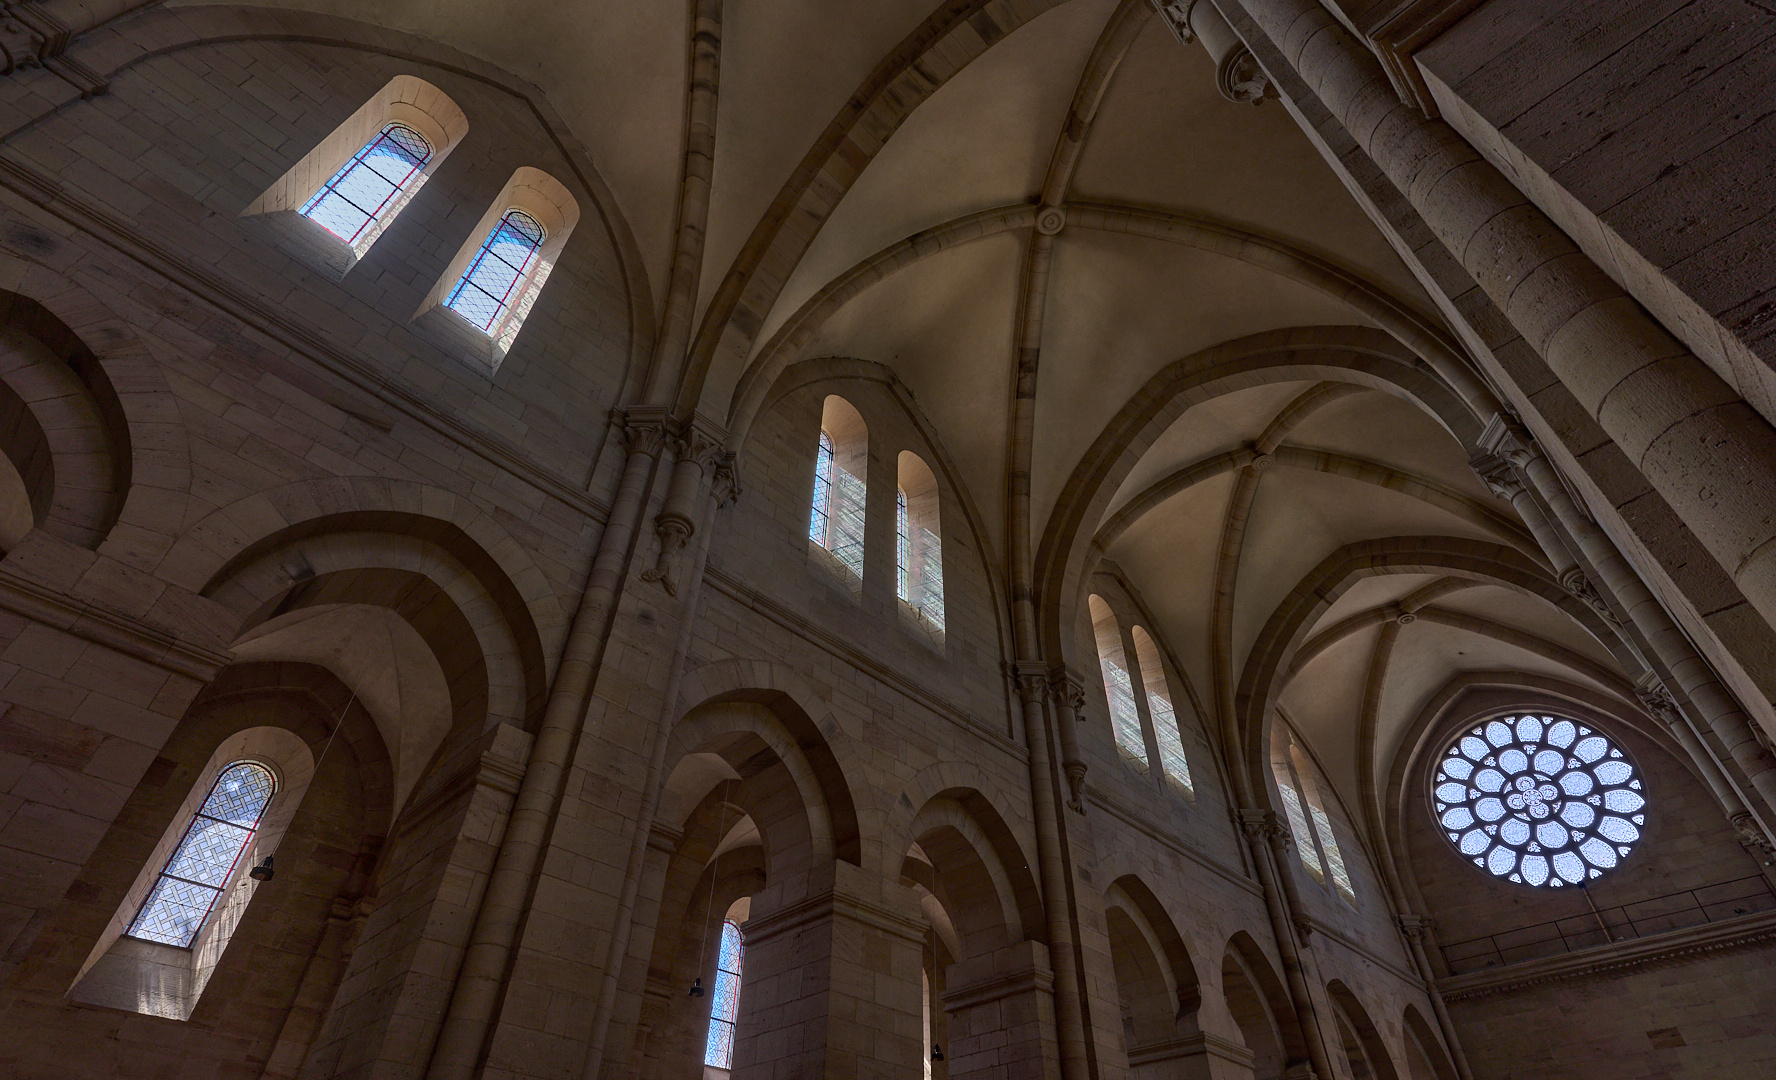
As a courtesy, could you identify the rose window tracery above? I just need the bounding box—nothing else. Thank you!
[1432,715,1645,887]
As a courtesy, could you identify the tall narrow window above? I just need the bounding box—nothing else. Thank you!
[446,210,546,339]
[704,919,744,1070]
[809,397,866,582]
[298,124,432,252]
[1090,595,1148,767]
[1270,723,1355,899]
[812,430,834,545]
[247,77,467,280]
[128,762,276,948]
[897,452,944,633]
[897,488,911,601]
[1132,626,1192,795]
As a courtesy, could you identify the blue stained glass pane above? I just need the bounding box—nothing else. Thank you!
[896,488,910,602]
[446,210,546,333]
[809,431,833,544]
[129,876,218,946]
[705,921,744,1069]
[128,761,276,948]
[299,124,432,246]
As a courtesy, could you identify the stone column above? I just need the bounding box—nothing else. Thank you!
[1218,0,1776,633]
[1235,810,1333,1080]
[1484,421,1776,828]
[942,939,1064,1080]
[1394,917,1474,1080]
[730,863,926,1080]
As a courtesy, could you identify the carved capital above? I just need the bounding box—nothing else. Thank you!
[1478,413,1537,468]
[1469,450,1524,503]
[1561,568,1620,626]
[1633,673,1681,727]
[1006,661,1050,706]
[618,406,672,458]
[1050,669,1087,716]
[0,13,44,74]
[1396,914,1434,943]
[1150,0,1195,44]
[1236,808,1291,850]
[1729,811,1776,863]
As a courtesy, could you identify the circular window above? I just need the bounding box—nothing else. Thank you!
[1432,715,1645,887]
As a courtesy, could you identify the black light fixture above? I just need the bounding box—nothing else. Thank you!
[688,977,704,998]
[931,1045,944,1062]
[249,855,275,881]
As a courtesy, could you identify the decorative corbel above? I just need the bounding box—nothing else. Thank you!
[1050,670,1090,813]
[641,418,725,597]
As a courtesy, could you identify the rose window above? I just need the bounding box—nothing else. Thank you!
[1432,715,1645,887]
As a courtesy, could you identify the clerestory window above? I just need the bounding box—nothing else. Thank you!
[897,451,944,633]
[1131,625,1191,795]
[1271,723,1354,899]
[808,397,866,582]
[704,919,744,1070]
[127,761,276,948]
[299,123,432,254]
[446,209,546,345]
[1090,595,1149,768]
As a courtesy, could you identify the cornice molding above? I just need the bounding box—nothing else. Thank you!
[0,564,231,680]
[1438,908,1776,1001]
[1085,786,1261,900]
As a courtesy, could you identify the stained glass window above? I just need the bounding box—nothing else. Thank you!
[128,762,276,948]
[810,430,834,546]
[446,209,547,335]
[1433,715,1645,887]
[704,919,743,1069]
[1132,626,1191,794]
[299,123,432,251]
[897,488,911,603]
[1272,725,1355,898]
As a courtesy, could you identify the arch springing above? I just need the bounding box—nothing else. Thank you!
[704,919,744,1069]
[1433,715,1645,886]
[128,761,276,947]
[299,124,431,251]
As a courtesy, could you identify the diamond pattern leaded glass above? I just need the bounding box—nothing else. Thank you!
[1433,716,1645,887]
[810,431,834,545]
[704,920,744,1069]
[300,124,432,249]
[128,761,276,947]
[446,210,546,334]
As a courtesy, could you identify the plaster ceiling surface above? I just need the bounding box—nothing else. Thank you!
[1070,17,1432,306]
[756,0,1118,357]
[804,233,1023,550]
[1030,229,1368,534]
[1279,624,1382,803]
[1309,573,1447,634]
[1282,390,1493,501]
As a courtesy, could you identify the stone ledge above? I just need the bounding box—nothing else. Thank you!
[1438,907,1776,1001]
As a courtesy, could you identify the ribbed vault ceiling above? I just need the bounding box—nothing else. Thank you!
[212,0,1634,850]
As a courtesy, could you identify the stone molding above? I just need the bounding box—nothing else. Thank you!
[1348,0,1488,117]
[704,566,1027,760]
[1128,1031,1254,1070]
[942,962,1056,1013]
[0,564,232,680]
[742,887,927,949]
[1438,907,1776,1001]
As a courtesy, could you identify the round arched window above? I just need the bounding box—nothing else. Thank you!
[1432,715,1645,887]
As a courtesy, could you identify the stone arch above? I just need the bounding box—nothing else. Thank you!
[672,658,864,868]
[1326,980,1399,1080]
[1104,875,1207,1074]
[167,477,563,665]
[884,759,1039,909]
[22,3,656,395]
[1233,535,1626,806]
[1220,930,1308,1080]
[1401,1005,1458,1080]
[1033,326,1484,675]
[0,267,192,551]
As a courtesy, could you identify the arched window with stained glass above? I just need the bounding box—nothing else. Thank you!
[299,123,432,254]
[808,397,866,582]
[1090,594,1149,768]
[445,209,547,346]
[704,919,744,1070]
[127,761,277,948]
